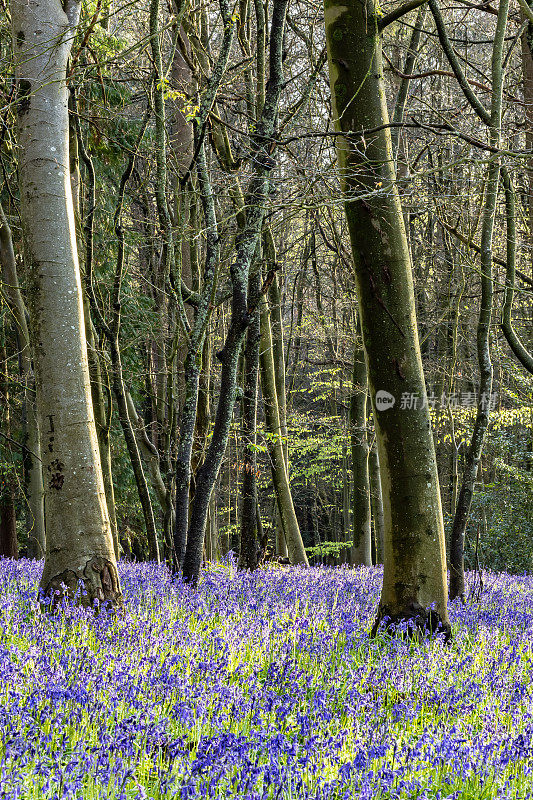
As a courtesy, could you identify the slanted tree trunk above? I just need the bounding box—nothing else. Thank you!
[260,292,309,566]
[12,0,121,605]
[0,203,45,558]
[263,231,290,558]
[350,329,372,566]
[324,0,449,633]
[182,0,292,584]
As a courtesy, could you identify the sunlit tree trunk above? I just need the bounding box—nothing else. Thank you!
[12,0,121,605]
[324,0,449,633]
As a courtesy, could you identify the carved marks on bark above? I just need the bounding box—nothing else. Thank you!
[16,79,31,117]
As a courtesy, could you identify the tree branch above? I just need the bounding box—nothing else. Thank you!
[379,0,427,31]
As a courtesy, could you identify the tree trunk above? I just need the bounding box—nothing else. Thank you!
[85,310,119,558]
[324,0,449,633]
[264,232,291,558]
[260,293,309,566]
[239,268,261,569]
[448,0,509,601]
[369,440,385,564]
[350,331,372,566]
[12,0,121,605]
[0,333,18,560]
[182,0,292,584]
[0,203,45,558]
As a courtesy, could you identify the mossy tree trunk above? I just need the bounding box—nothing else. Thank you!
[324,0,449,632]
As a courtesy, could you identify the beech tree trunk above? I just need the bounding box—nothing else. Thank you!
[12,0,121,605]
[324,0,449,633]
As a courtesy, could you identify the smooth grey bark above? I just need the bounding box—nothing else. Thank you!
[325,0,449,633]
[70,96,119,558]
[85,316,119,558]
[12,0,121,605]
[0,203,45,558]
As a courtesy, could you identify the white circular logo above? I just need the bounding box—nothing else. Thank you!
[375,390,395,411]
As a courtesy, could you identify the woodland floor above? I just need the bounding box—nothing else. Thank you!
[0,559,532,799]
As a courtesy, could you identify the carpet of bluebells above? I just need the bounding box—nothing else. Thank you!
[1,560,533,799]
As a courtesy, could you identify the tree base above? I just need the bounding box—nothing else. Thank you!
[371,603,451,642]
[41,556,122,611]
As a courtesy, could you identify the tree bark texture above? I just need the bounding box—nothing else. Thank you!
[239,268,262,569]
[12,0,121,606]
[324,0,449,633]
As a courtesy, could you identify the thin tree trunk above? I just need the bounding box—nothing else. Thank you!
[324,0,449,633]
[239,267,262,569]
[12,0,120,605]
[369,441,385,564]
[350,331,372,566]
[449,0,509,601]
[0,333,18,559]
[182,0,291,584]
[500,167,533,374]
[260,292,309,565]
[0,203,45,558]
